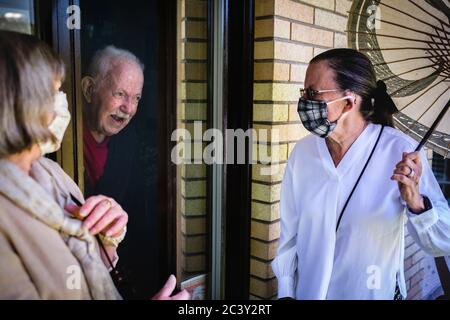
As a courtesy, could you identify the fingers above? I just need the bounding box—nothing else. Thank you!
[89,206,122,235]
[79,195,116,217]
[151,275,191,300]
[391,173,416,187]
[153,275,177,300]
[64,203,79,214]
[104,214,128,237]
[82,198,114,231]
[170,289,191,300]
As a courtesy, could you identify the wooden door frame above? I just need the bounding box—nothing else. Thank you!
[35,0,179,287]
[35,0,84,189]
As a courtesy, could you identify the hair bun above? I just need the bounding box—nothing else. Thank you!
[376,80,387,93]
[373,79,398,116]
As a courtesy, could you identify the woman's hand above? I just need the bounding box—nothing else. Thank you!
[65,195,128,237]
[151,275,191,300]
[391,152,425,213]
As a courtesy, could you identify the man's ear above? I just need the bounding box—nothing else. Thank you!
[81,76,95,103]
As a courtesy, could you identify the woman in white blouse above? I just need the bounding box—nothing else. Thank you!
[271,48,450,300]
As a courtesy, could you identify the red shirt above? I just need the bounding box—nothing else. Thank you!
[83,126,110,187]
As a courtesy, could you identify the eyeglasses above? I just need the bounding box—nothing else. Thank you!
[300,88,342,100]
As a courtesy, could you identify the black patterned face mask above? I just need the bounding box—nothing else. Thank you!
[297,96,352,138]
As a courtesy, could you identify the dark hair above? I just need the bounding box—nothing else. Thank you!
[0,30,65,157]
[310,48,398,127]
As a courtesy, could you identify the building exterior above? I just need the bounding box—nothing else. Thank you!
[0,0,448,300]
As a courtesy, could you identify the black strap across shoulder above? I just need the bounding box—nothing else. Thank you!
[335,125,385,232]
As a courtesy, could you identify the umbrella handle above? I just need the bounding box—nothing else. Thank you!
[414,99,450,153]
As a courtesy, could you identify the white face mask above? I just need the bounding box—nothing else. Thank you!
[39,91,71,156]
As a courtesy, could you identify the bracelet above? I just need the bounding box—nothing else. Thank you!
[98,226,127,248]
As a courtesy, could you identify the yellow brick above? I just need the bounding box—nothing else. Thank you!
[254,123,308,143]
[255,19,273,38]
[251,238,279,260]
[184,0,207,18]
[184,82,207,100]
[274,0,314,23]
[182,234,206,253]
[183,42,207,60]
[181,216,206,235]
[253,104,288,122]
[251,220,280,241]
[272,82,299,102]
[313,47,328,57]
[182,164,207,178]
[181,103,207,120]
[255,0,275,17]
[249,277,277,299]
[184,122,207,137]
[334,32,348,48]
[252,201,280,221]
[252,163,287,183]
[252,182,281,203]
[288,103,299,121]
[182,198,206,216]
[184,62,207,80]
[254,62,290,81]
[314,8,348,32]
[181,180,206,197]
[299,0,334,10]
[274,41,313,62]
[253,143,288,163]
[254,41,274,60]
[255,18,290,39]
[289,64,308,82]
[335,0,352,16]
[253,83,300,101]
[182,254,206,273]
[291,23,334,47]
[251,258,275,279]
[183,20,207,39]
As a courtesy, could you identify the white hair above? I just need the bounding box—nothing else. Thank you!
[88,45,144,82]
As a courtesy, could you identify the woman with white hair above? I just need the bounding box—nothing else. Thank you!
[0,30,188,300]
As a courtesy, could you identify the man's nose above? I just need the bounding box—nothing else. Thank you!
[120,99,134,114]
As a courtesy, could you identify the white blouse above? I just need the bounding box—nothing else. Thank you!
[271,123,450,300]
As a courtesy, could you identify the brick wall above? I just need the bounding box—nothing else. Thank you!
[177,0,208,281]
[250,0,441,300]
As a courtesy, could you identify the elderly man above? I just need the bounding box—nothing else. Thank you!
[81,46,162,299]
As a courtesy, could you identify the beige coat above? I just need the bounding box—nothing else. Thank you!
[0,158,95,299]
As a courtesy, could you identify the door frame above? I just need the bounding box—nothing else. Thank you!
[37,0,180,289]
[222,0,255,299]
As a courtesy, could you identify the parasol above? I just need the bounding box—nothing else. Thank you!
[348,0,450,158]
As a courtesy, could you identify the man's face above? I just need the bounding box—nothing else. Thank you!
[90,61,144,137]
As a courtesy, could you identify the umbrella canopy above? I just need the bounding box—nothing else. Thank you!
[348,0,450,157]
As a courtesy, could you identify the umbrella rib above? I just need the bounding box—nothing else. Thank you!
[412,87,449,127]
[373,55,446,67]
[390,70,441,96]
[348,12,448,41]
[380,1,448,33]
[398,79,446,112]
[347,31,448,46]
[408,0,450,29]
[360,47,437,51]
[382,63,444,82]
